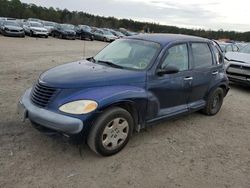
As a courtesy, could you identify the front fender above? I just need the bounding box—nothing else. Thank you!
[56,85,149,126]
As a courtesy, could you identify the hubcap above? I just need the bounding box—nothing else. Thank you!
[102,118,129,150]
[212,94,220,109]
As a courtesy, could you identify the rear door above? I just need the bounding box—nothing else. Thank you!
[188,42,217,110]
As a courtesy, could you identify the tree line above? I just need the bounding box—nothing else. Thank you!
[1,0,250,41]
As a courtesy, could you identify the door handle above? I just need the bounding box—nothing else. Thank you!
[212,71,219,75]
[184,76,193,81]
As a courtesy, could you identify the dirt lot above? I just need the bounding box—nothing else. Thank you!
[0,36,249,188]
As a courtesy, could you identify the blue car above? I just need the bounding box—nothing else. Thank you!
[18,34,229,156]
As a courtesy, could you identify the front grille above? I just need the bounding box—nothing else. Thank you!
[10,30,19,32]
[227,64,250,78]
[31,82,57,107]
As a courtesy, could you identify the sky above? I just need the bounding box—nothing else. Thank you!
[20,0,250,32]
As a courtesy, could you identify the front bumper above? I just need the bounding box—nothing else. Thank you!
[227,75,250,86]
[18,88,83,134]
[4,30,25,36]
[33,31,48,36]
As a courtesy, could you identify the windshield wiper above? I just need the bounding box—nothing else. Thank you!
[86,57,96,63]
[97,60,123,69]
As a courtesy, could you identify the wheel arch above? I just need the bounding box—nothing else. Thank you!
[98,100,144,132]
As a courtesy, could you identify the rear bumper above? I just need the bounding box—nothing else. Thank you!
[18,88,83,134]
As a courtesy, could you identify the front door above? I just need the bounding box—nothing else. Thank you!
[147,43,192,121]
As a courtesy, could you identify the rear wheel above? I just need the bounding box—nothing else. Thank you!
[103,37,107,42]
[30,31,33,37]
[202,87,224,116]
[87,107,134,156]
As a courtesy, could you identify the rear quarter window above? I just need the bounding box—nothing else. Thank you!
[191,43,213,69]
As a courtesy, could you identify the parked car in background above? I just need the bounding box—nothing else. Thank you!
[18,34,229,156]
[218,42,239,54]
[235,42,248,50]
[109,29,126,38]
[75,25,94,40]
[27,18,42,23]
[225,44,250,86]
[51,24,76,40]
[119,28,138,36]
[43,21,56,35]
[0,20,25,37]
[23,21,48,38]
[93,29,117,42]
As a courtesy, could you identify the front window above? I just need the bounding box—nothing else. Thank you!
[161,44,189,71]
[94,39,160,70]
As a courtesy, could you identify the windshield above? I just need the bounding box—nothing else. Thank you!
[61,24,75,30]
[30,22,43,27]
[94,39,160,70]
[103,30,114,36]
[4,21,19,27]
[240,44,250,54]
[79,25,91,32]
[44,22,55,27]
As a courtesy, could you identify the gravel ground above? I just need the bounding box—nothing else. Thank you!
[0,36,249,188]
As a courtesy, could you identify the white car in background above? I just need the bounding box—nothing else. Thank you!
[42,21,56,35]
[225,43,250,86]
[23,21,48,38]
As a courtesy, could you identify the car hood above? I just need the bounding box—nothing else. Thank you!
[225,52,250,64]
[30,27,47,31]
[4,25,22,30]
[39,60,146,89]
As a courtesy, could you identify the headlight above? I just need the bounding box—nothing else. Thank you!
[59,100,98,114]
[224,59,230,65]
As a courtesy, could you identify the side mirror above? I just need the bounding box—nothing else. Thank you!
[157,65,179,76]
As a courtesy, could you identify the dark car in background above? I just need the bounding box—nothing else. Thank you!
[225,43,250,86]
[0,20,25,37]
[93,29,118,42]
[18,34,229,156]
[51,24,76,40]
[75,25,94,40]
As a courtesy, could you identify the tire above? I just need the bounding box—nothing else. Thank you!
[59,34,63,39]
[87,107,134,156]
[45,35,48,38]
[52,32,55,38]
[30,31,33,37]
[103,37,107,42]
[202,87,224,116]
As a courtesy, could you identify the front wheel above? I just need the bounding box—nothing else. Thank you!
[202,87,224,116]
[87,107,134,156]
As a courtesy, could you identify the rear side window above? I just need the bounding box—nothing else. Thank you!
[212,45,223,64]
[191,43,213,68]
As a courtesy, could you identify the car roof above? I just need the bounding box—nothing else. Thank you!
[127,33,210,46]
